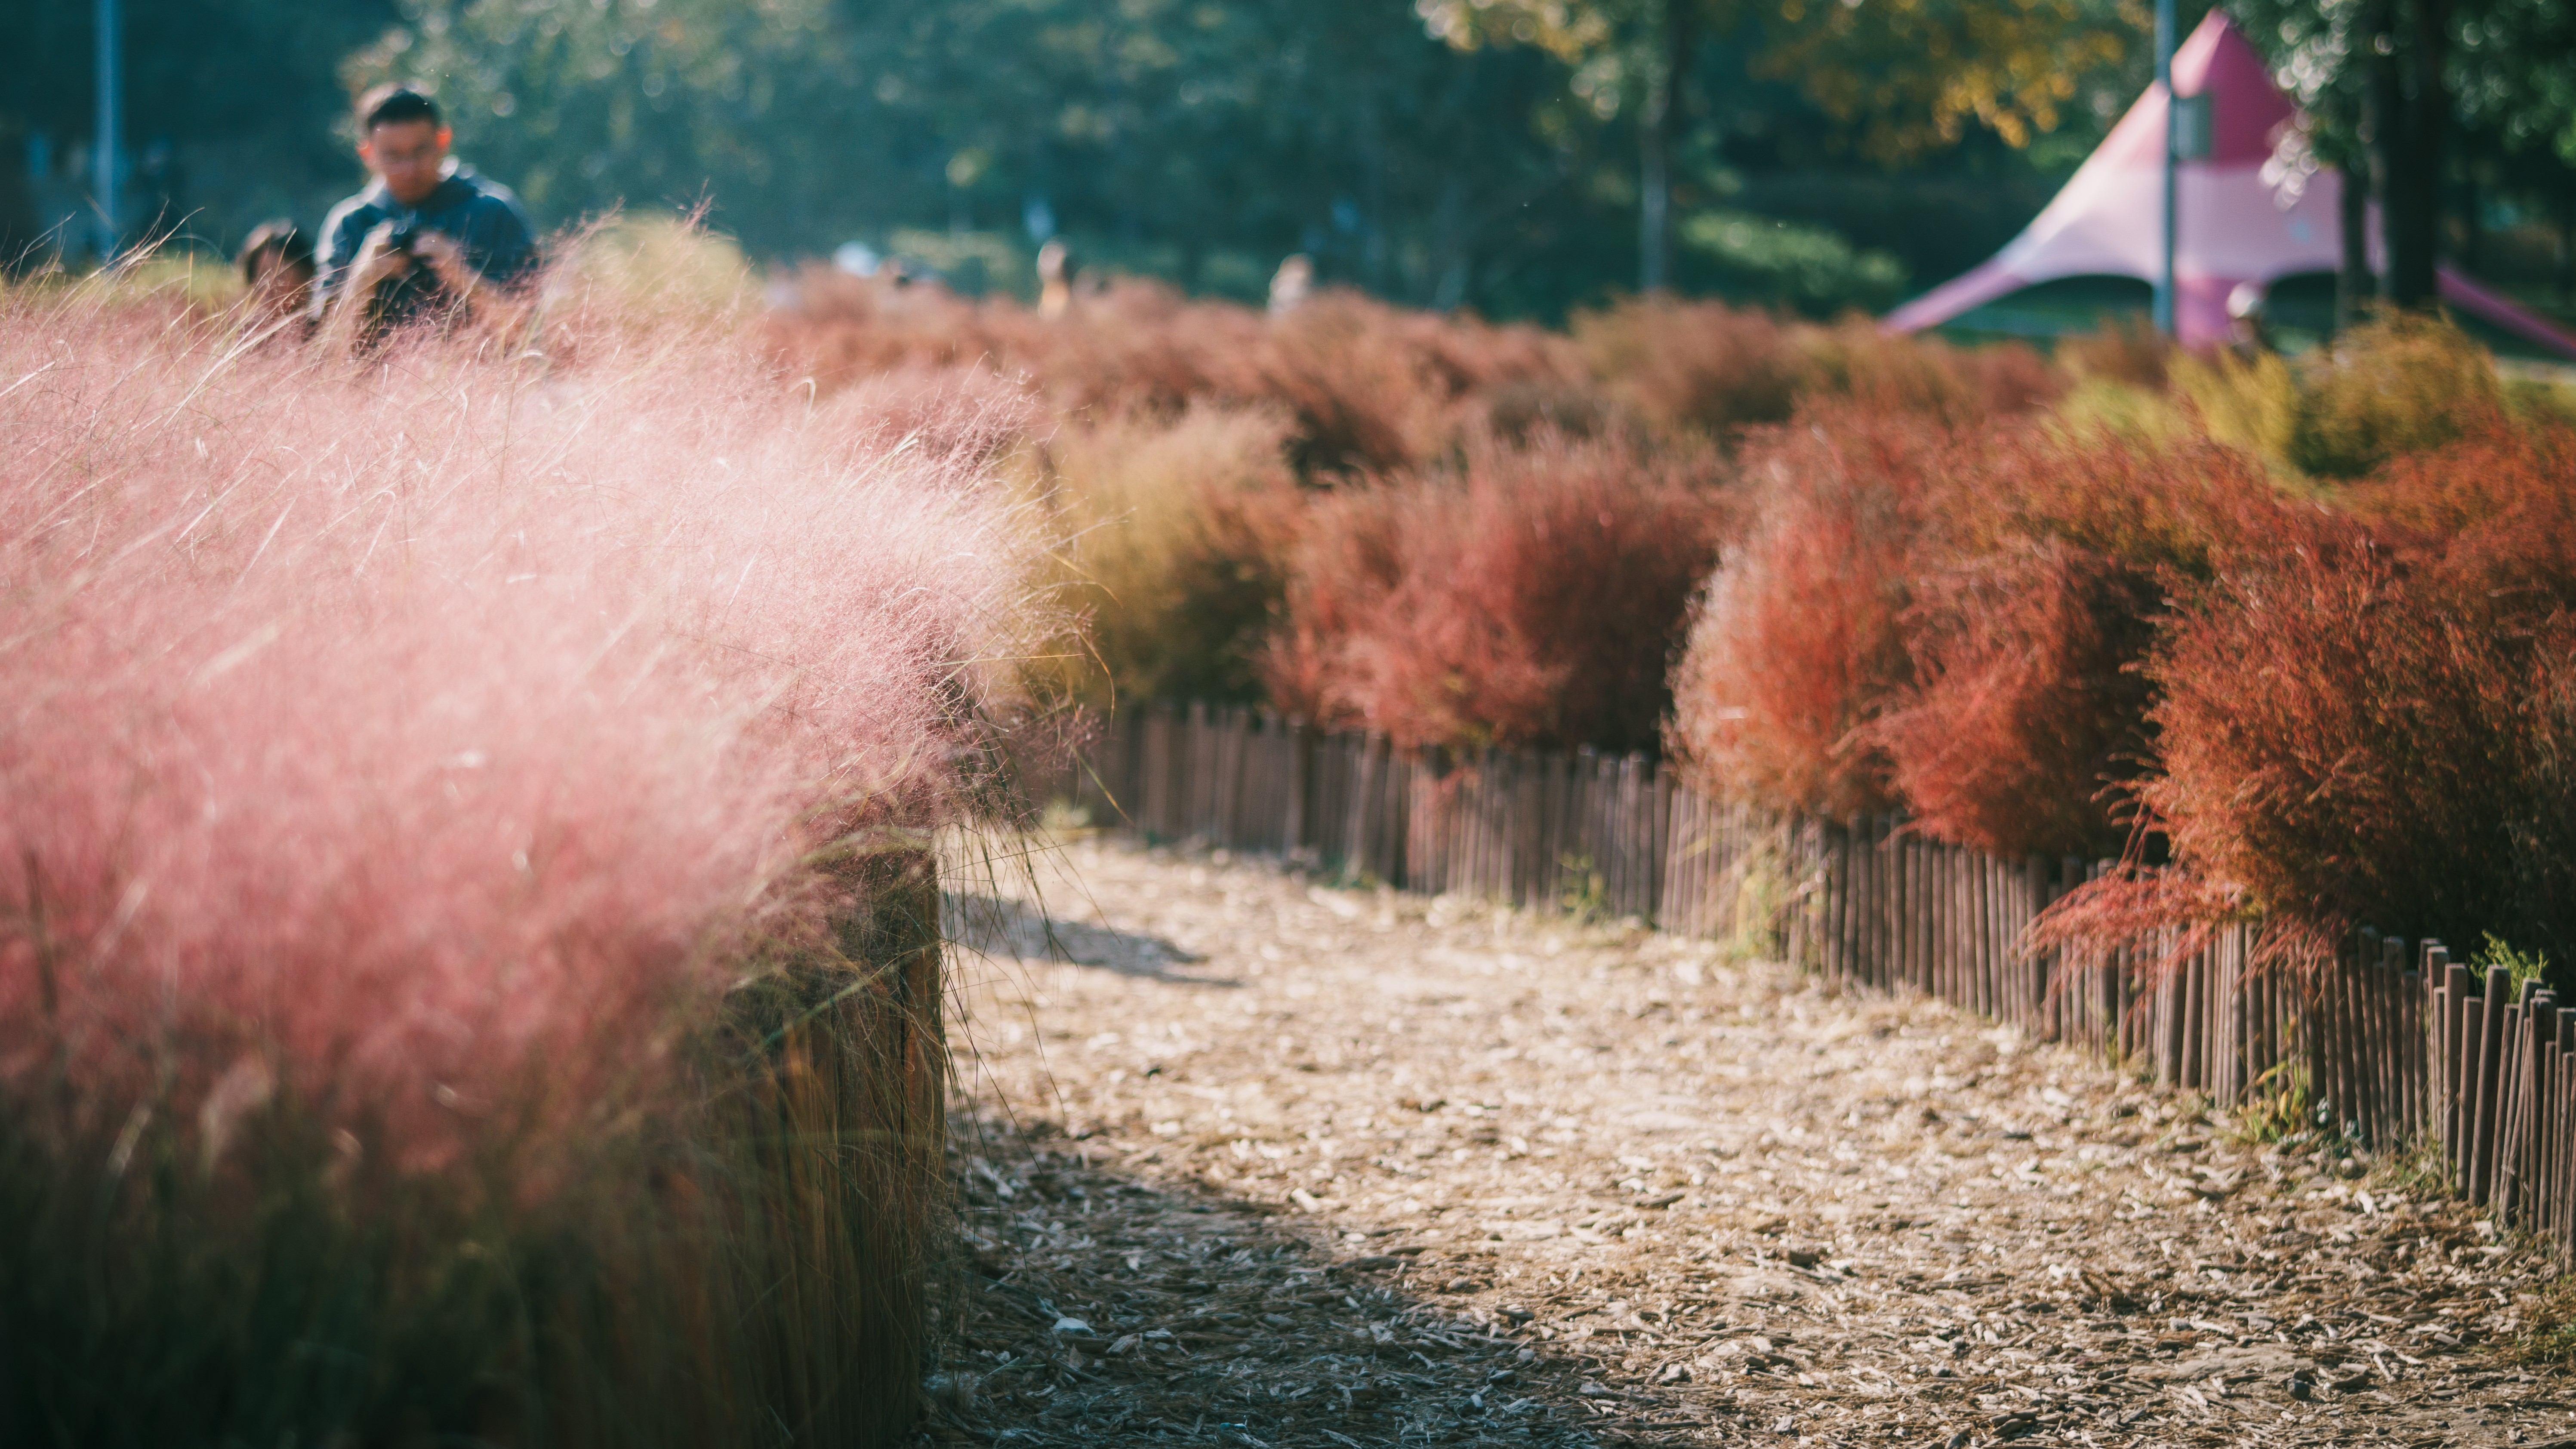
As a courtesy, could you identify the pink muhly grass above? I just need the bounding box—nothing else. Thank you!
[0,296,1044,1180]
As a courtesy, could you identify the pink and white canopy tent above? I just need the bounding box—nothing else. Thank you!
[1883,11,2576,358]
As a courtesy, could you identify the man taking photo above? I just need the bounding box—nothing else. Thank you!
[314,86,537,345]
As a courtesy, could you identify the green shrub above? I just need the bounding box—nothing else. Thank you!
[2289,315,2504,478]
[1679,209,1909,316]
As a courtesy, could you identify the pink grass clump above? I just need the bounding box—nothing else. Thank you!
[0,300,1043,1178]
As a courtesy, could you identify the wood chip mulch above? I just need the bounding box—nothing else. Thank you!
[920,836,2575,1447]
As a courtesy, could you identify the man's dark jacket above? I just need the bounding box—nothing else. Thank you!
[311,163,536,327]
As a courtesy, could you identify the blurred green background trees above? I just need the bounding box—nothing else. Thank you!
[5,0,2575,321]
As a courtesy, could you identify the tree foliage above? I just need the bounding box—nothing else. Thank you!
[1418,0,2137,162]
[28,0,2570,323]
[1759,0,2134,161]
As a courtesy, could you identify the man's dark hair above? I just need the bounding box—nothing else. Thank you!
[237,219,314,283]
[357,85,442,134]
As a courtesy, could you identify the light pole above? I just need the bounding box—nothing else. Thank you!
[2153,0,2176,335]
[95,0,120,261]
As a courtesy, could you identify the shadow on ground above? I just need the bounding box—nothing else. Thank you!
[925,1119,1707,1448]
[948,892,1229,987]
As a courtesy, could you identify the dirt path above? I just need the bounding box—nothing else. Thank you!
[927,836,2570,1447]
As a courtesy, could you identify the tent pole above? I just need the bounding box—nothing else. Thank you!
[2154,0,2175,334]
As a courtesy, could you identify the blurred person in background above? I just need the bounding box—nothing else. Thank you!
[1037,238,1076,318]
[1267,253,1312,316]
[314,86,536,347]
[2225,281,2274,358]
[235,219,315,330]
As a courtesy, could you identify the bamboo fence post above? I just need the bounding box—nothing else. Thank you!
[1979,851,1994,1018]
[1896,820,1917,985]
[2357,932,2378,1137]
[2024,856,2048,1036]
[1860,816,1882,987]
[2060,857,2086,1046]
[1786,815,1806,967]
[2373,935,2399,1140]
[1834,810,1852,979]
[2505,983,2544,1220]
[2336,944,2366,1141]
[2348,945,2374,1141]
[2471,964,2511,1205]
[1976,849,1995,1018]
[1661,781,1689,935]
[2459,994,2486,1196]
[2443,954,2470,1164]
[1387,737,1413,887]
[1942,845,1961,1009]
[2182,946,2206,1092]
[1343,731,1380,876]
[2158,938,2183,1089]
[1182,700,1208,839]
[1649,764,1674,929]
[1593,754,1615,914]
[2559,1014,2576,1254]
[1281,717,1309,857]
[2390,959,2411,1139]
[2530,992,2558,1230]
[2385,942,2402,1136]
[2358,928,2382,1135]
[1615,753,1642,919]
[1893,831,1914,993]
[2500,994,2531,1219]
[1505,749,1528,908]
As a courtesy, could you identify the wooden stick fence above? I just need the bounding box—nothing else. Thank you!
[1036,702,2573,1259]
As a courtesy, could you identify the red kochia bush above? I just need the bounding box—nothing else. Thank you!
[1264,432,1727,753]
[2347,420,2576,612]
[0,301,1040,1177]
[1667,410,1952,815]
[2138,523,2576,960]
[1573,297,1806,441]
[1671,413,2304,852]
[1861,433,2301,857]
[1800,320,2064,430]
[1863,541,2160,857]
[770,273,1584,475]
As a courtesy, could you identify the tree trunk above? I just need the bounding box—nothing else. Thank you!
[2458,151,2481,274]
[2557,183,2573,308]
[2378,0,2447,309]
[2338,160,2375,330]
[1638,0,1694,293]
[2364,0,2405,304]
